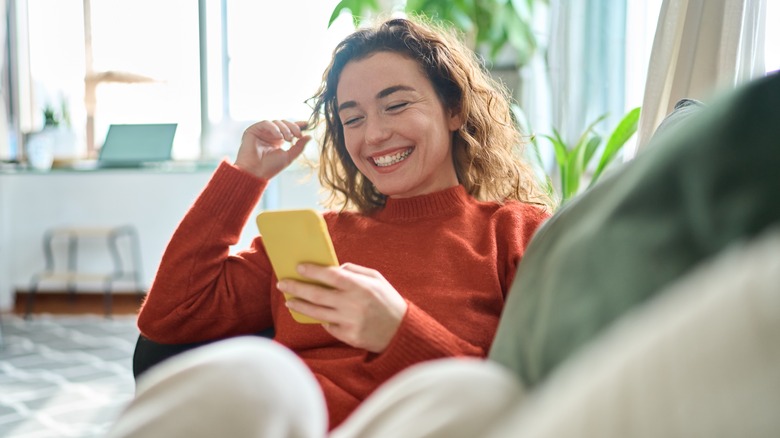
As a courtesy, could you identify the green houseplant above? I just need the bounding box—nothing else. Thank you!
[329,0,546,67]
[517,106,641,205]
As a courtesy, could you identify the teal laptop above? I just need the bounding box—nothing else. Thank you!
[97,123,177,168]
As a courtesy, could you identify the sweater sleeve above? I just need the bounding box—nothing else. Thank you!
[362,302,486,379]
[362,202,550,381]
[137,161,276,344]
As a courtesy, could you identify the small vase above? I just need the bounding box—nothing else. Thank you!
[26,128,56,171]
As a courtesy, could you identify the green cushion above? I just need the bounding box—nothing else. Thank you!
[489,73,780,387]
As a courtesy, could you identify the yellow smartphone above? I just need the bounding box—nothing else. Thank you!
[256,209,339,324]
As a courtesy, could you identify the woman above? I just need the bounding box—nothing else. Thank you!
[116,16,551,436]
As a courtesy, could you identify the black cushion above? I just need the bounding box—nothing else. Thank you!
[133,327,275,381]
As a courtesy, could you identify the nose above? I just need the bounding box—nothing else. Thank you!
[364,116,391,146]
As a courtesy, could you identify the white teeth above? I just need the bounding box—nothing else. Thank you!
[373,148,412,167]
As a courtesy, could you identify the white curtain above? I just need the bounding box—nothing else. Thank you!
[628,0,766,156]
[543,0,627,147]
[519,0,628,177]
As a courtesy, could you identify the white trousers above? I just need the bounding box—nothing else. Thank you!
[108,230,780,438]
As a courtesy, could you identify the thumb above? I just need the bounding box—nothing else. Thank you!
[285,135,311,163]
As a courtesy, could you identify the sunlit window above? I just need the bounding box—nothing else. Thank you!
[24,0,200,159]
[225,1,352,121]
[17,0,777,165]
[202,0,353,160]
[20,0,352,162]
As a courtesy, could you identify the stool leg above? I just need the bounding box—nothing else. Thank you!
[67,235,78,304]
[27,230,56,320]
[130,227,145,304]
[107,231,125,319]
[26,276,41,320]
[103,279,113,319]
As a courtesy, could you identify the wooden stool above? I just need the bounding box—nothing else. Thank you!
[26,225,144,318]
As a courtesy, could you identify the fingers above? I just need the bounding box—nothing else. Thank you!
[278,279,338,309]
[243,119,308,146]
[340,262,383,279]
[278,279,342,324]
[235,119,310,180]
[284,297,340,325]
[286,135,311,162]
[272,120,306,143]
[295,263,364,291]
[277,264,358,315]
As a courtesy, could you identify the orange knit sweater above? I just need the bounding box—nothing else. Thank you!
[138,161,548,429]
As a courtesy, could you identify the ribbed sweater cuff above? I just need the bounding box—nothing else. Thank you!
[365,302,455,379]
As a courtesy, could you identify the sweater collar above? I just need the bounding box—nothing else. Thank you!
[373,185,470,221]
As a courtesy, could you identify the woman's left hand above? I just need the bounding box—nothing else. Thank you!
[278,263,408,353]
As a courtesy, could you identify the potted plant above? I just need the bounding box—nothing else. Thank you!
[26,101,77,170]
[515,105,641,205]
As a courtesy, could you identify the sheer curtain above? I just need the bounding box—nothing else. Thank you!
[545,0,627,145]
[629,0,766,156]
[519,0,628,177]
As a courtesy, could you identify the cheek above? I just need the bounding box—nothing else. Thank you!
[342,136,364,167]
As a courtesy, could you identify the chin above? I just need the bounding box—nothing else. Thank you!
[373,183,408,198]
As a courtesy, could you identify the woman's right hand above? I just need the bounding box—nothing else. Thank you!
[234,120,311,180]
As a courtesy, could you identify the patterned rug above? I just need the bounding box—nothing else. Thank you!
[0,314,139,437]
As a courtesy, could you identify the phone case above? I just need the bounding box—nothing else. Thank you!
[256,209,339,324]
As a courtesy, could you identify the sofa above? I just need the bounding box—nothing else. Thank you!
[132,72,780,435]
[486,72,780,435]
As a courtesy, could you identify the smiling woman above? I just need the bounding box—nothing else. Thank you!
[335,52,462,199]
[110,16,552,437]
[311,16,554,213]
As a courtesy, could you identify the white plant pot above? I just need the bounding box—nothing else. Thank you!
[26,128,56,171]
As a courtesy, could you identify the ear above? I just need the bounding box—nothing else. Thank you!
[448,109,463,132]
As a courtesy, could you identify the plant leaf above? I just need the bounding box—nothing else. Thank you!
[328,0,352,28]
[328,0,381,28]
[527,134,555,200]
[567,132,599,197]
[591,106,640,185]
[582,135,602,169]
[563,147,581,200]
[576,113,608,149]
[542,131,568,167]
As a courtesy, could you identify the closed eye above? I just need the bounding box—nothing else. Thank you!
[387,102,409,111]
[343,116,363,126]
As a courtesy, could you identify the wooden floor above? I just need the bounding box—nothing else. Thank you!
[12,292,143,316]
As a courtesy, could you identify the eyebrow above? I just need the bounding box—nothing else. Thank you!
[337,85,416,113]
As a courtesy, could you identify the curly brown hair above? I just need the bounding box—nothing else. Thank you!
[308,16,552,213]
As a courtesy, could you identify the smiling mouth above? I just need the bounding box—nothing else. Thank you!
[372,148,414,167]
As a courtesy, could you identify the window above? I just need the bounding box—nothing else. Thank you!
[21,0,200,159]
[10,0,777,164]
[202,0,353,159]
[13,0,352,162]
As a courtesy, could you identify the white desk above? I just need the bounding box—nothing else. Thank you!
[0,162,323,311]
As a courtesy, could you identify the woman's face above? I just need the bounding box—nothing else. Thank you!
[336,51,462,199]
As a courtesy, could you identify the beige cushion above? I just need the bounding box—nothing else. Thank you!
[488,227,780,437]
